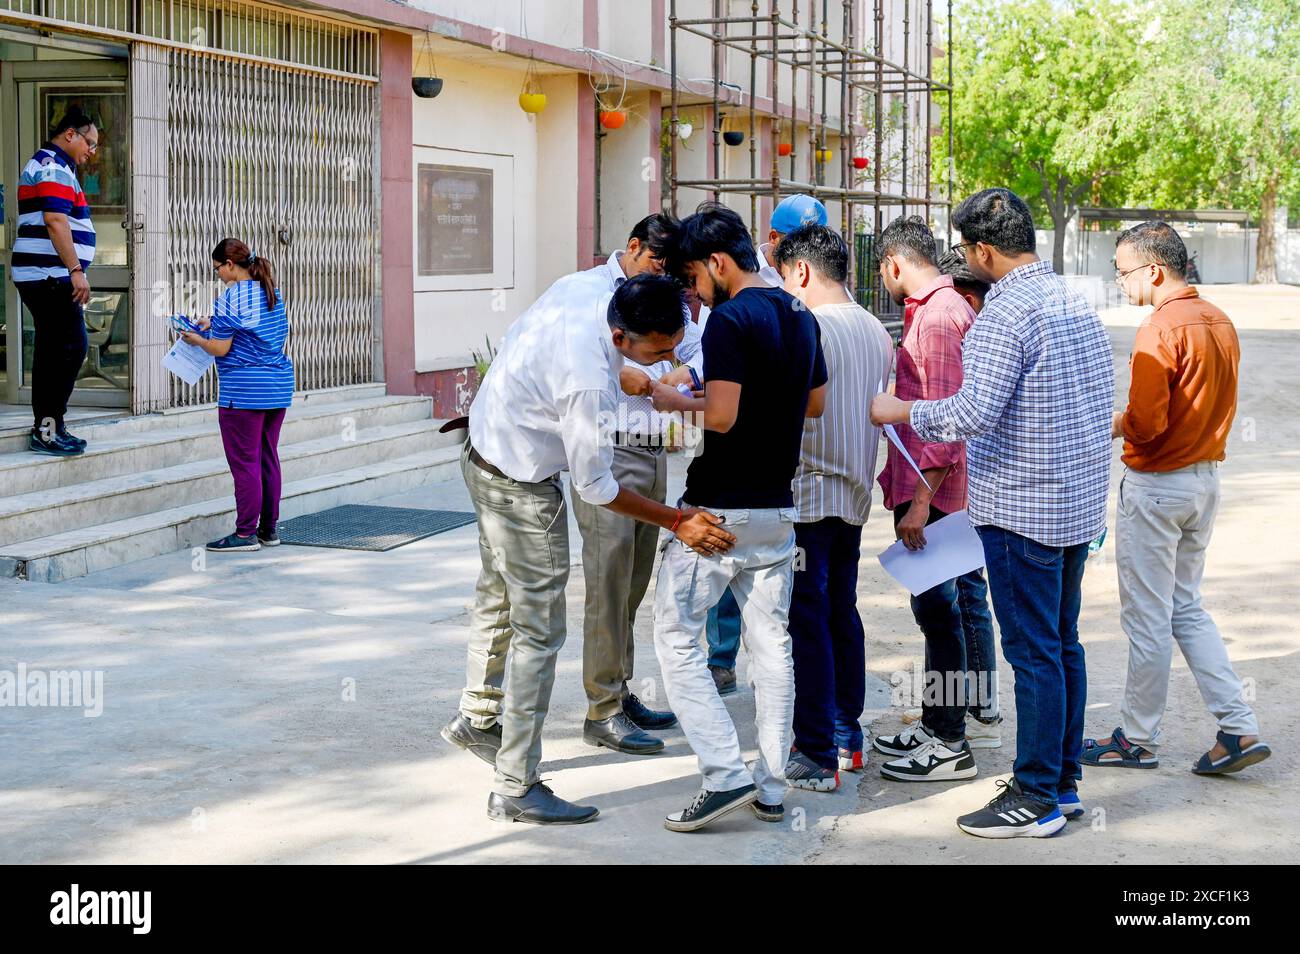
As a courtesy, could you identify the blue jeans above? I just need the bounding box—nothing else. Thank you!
[705,587,742,669]
[788,518,868,769]
[922,570,999,722]
[978,524,1089,806]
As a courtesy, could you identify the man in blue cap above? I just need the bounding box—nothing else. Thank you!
[705,193,831,696]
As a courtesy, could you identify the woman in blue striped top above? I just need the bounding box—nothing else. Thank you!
[181,237,295,552]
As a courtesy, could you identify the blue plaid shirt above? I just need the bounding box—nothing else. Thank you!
[909,260,1113,547]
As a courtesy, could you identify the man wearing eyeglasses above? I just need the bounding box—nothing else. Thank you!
[12,106,99,457]
[1082,221,1270,777]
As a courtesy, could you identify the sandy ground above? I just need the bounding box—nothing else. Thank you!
[1,283,1295,864]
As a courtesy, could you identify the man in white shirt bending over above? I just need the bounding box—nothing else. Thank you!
[442,272,735,827]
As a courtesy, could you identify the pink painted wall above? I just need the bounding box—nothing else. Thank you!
[379,29,416,398]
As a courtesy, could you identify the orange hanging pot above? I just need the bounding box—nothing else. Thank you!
[777,142,792,157]
[599,110,627,129]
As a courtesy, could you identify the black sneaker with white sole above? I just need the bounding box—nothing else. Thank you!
[752,800,784,823]
[785,750,840,791]
[956,778,1066,839]
[880,737,977,782]
[206,533,261,552]
[873,721,934,758]
[664,783,757,832]
[257,527,281,547]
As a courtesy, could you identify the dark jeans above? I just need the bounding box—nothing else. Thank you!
[788,517,867,769]
[896,501,997,743]
[705,587,741,669]
[978,524,1089,806]
[17,278,88,432]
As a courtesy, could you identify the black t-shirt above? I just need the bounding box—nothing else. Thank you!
[684,285,828,509]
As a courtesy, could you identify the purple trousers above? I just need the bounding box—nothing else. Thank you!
[218,406,287,538]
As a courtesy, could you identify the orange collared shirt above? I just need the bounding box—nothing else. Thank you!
[1120,286,1239,473]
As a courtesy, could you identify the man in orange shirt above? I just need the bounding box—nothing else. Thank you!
[1084,221,1271,776]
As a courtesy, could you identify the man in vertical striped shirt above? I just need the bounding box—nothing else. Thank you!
[12,107,99,456]
[773,224,894,790]
[13,106,97,457]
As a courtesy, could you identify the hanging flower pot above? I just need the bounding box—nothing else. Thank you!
[723,130,745,146]
[852,156,869,170]
[412,31,443,99]
[777,142,792,157]
[599,110,627,129]
[412,77,443,98]
[677,121,693,140]
[519,56,546,114]
[815,147,833,163]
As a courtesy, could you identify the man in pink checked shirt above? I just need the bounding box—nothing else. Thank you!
[870,215,1001,783]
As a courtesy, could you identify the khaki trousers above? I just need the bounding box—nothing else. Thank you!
[457,442,570,797]
[570,443,667,720]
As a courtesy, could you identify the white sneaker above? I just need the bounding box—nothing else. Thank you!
[964,713,1003,749]
[880,737,978,782]
[873,721,934,758]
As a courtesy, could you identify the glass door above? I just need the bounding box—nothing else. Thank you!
[2,53,129,407]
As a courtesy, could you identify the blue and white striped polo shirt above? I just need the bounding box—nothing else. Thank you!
[12,143,96,283]
[207,280,295,410]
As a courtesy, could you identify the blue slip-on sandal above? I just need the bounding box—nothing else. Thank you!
[1192,731,1272,776]
[1081,726,1159,769]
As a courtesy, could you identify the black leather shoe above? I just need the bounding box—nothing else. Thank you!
[440,713,501,766]
[487,782,599,825]
[623,692,678,730]
[583,711,665,754]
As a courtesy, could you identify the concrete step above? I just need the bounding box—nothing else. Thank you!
[0,383,389,452]
[0,393,433,496]
[0,443,466,583]
[0,419,458,546]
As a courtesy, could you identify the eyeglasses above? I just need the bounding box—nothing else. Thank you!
[951,241,975,257]
[73,128,99,153]
[1114,262,1165,282]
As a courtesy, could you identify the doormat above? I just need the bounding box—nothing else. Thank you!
[276,504,476,551]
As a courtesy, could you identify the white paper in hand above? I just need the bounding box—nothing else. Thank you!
[878,509,985,596]
[882,423,933,492]
[162,338,214,386]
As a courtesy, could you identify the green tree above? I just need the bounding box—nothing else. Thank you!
[937,0,1147,273]
[1104,0,1300,282]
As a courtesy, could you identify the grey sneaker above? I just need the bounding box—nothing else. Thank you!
[709,665,737,696]
[785,750,840,792]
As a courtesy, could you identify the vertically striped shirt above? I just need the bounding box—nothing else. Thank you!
[909,260,1113,547]
[793,300,895,525]
[206,280,295,410]
[12,144,96,283]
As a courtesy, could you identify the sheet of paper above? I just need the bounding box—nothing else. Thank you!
[162,338,214,386]
[882,423,932,492]
[877,508,985,596]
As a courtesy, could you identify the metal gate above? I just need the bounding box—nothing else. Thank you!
[158,46,379,407]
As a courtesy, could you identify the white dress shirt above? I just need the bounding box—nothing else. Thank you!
[602,250,703,439]
[469,268,623,505]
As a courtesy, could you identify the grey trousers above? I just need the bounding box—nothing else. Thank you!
[571,443,667,720]
[1116,462,1259,748]
[457,442,570,797]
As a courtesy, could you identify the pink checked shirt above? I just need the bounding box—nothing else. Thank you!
[878,274,976,514]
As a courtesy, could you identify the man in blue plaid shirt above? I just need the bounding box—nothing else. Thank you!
[872,188,1113,839]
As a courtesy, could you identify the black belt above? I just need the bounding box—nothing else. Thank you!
[615,432,668,449]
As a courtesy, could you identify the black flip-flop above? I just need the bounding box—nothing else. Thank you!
[1081,726,1159,769]
[1193,731,1272,775]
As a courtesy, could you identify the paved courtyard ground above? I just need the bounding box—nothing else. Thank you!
[2,283,1296,864]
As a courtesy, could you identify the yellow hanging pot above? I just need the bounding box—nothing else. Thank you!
[519,92,548,113]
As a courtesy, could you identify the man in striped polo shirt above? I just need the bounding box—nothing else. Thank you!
[13,106,98,456]
[773,224,894,791]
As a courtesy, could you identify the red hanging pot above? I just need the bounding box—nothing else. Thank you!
[852,156,869,170]
[777,142,792,157]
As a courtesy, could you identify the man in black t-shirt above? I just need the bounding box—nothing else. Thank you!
[648,203,828,832]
